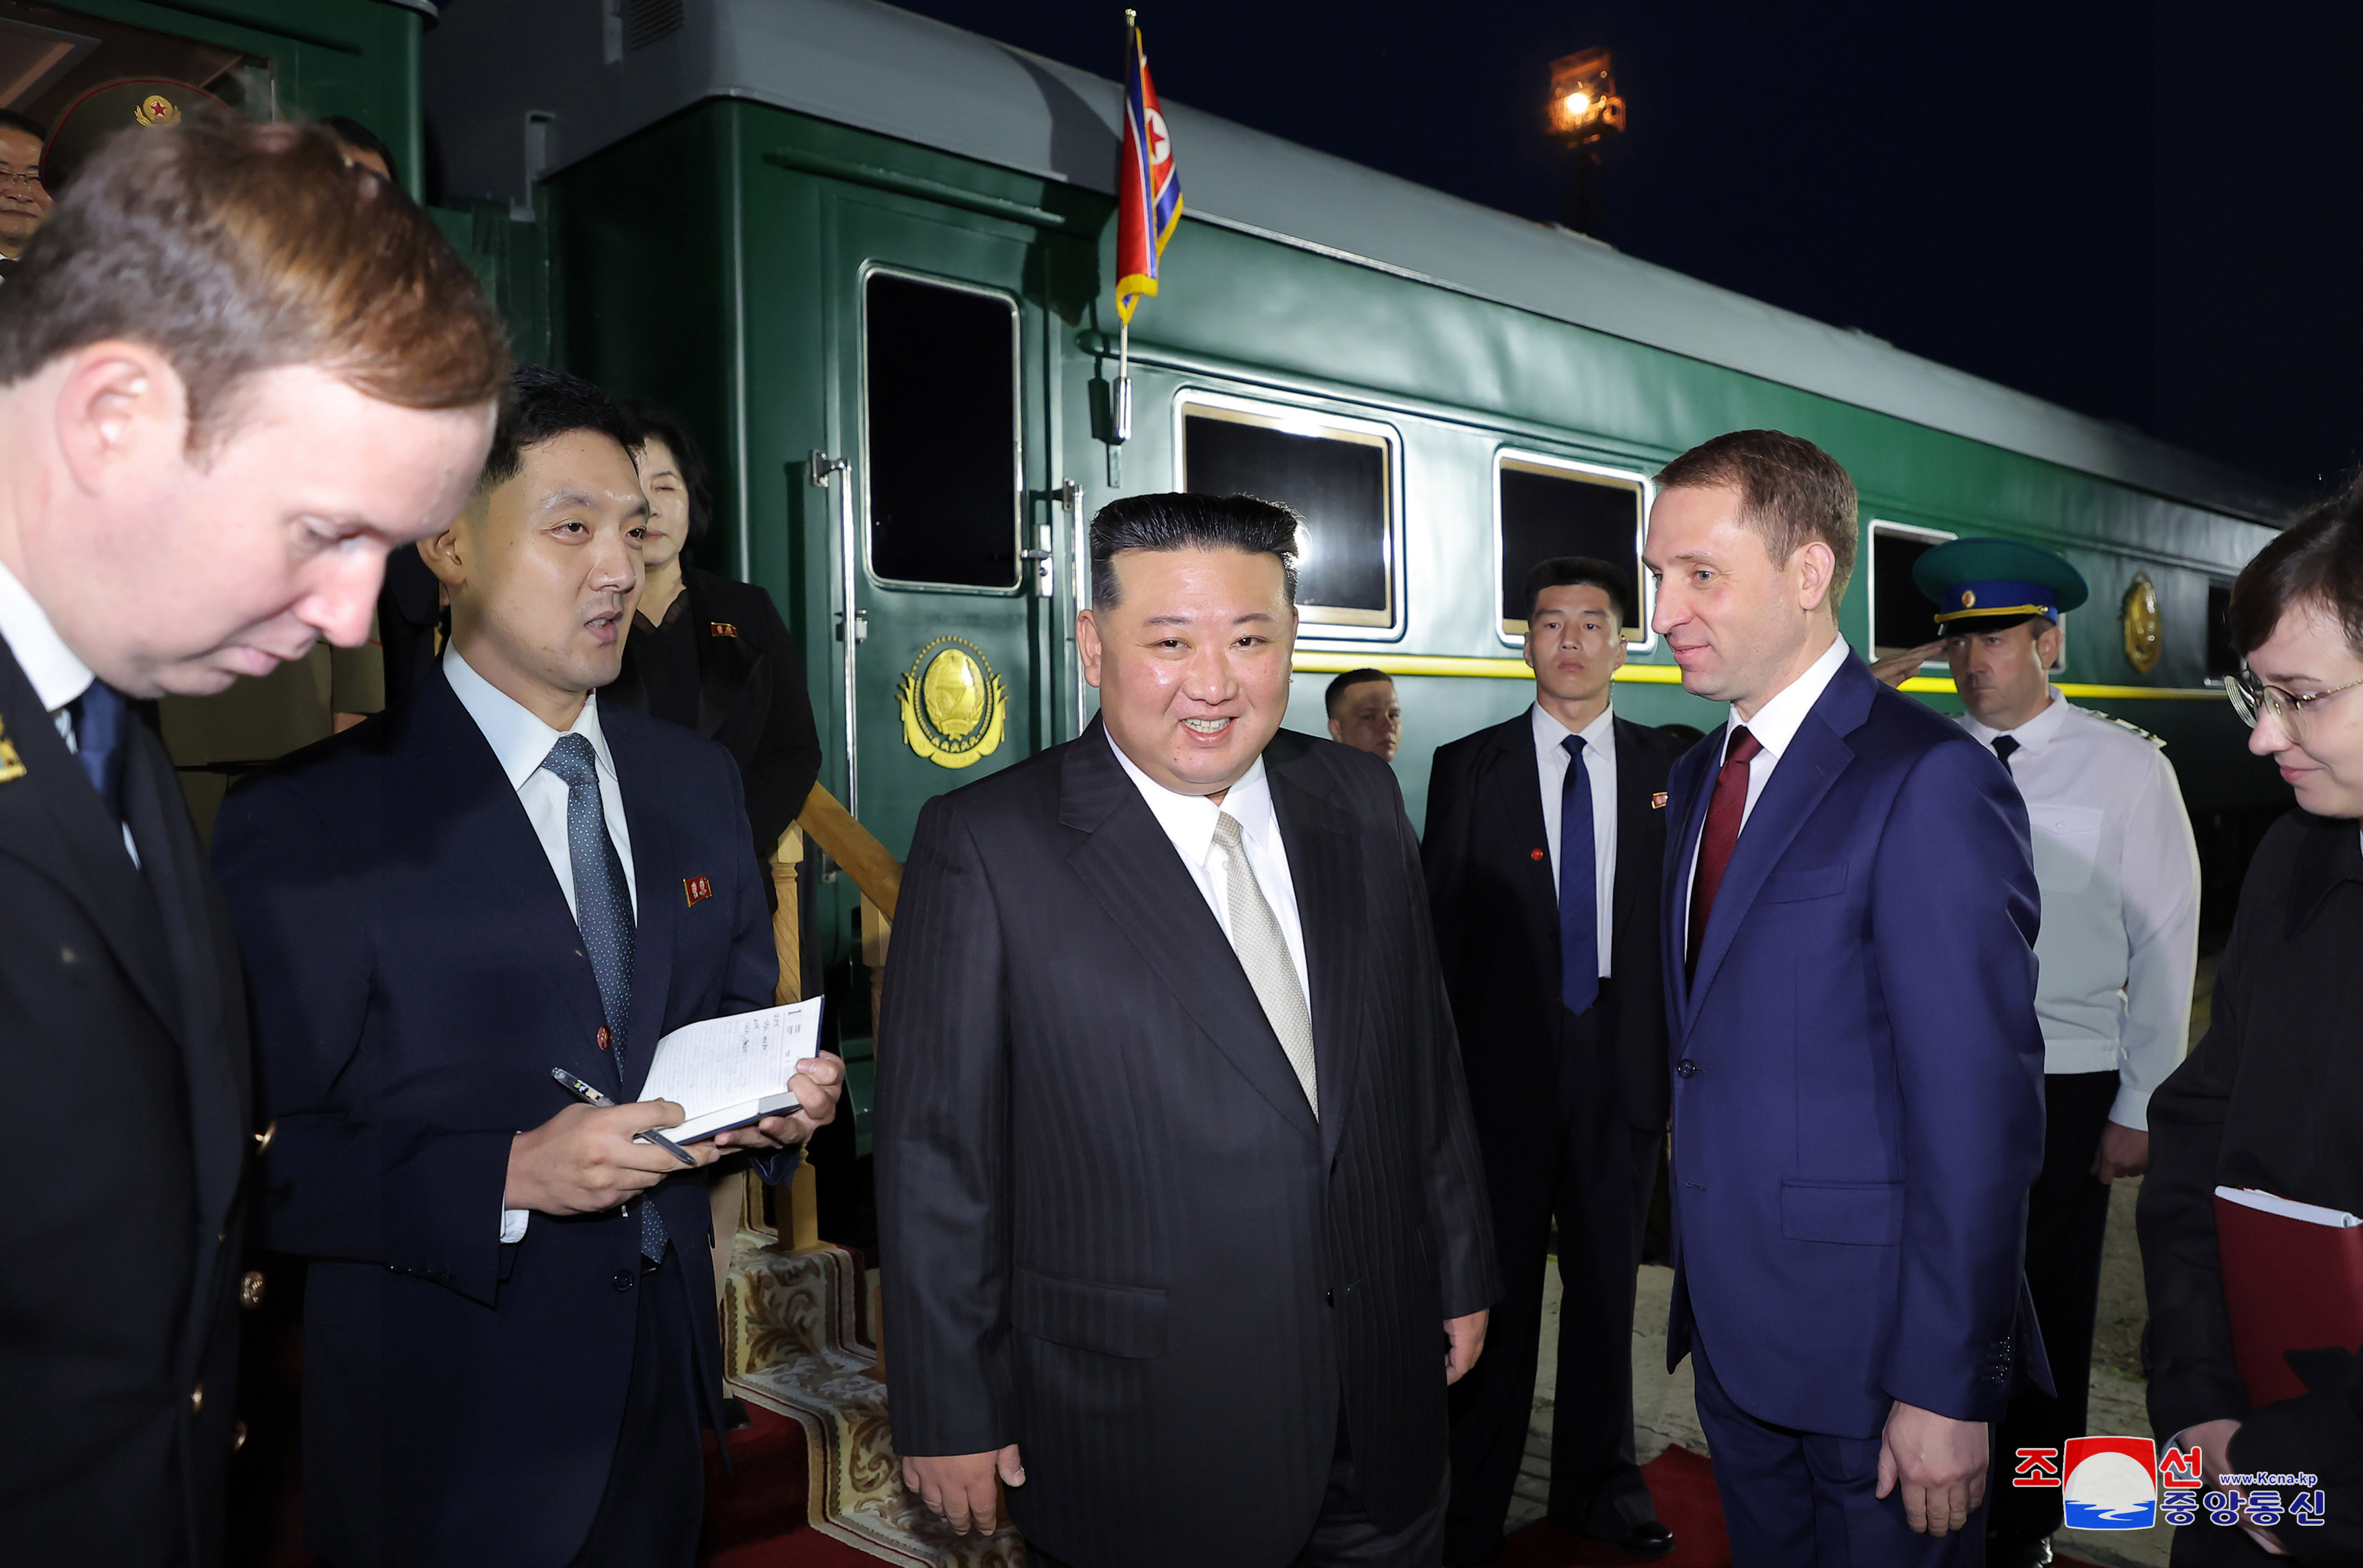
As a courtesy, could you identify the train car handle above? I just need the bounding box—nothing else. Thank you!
[809,451,860,819]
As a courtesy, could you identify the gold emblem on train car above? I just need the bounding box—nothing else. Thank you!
[898,637,1007,769]
[134,94,182,128]
[2120,572,2162,674]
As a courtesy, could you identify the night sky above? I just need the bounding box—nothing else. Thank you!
[886,0,2363,502]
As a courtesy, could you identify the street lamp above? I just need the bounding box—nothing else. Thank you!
[1545,48,1625,234]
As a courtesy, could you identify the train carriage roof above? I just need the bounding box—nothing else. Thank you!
[422,0,2297,526]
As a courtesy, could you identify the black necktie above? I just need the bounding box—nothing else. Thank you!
[1993,735,2020,774]
[539,733,666,1261]
[1559,734,1599,1016]
[68,680,128,819]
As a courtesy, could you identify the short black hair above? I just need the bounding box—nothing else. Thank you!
[621,400,714,545]
[2231,472,2363,659]
[0,109,47,148]
[318,115,396,186]
[475,365,639,495]
[1522,555,1633,627]
[1324,667,1392,717]
[1089,491,1299,609]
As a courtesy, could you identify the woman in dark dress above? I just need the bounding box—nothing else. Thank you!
[2139,480,2363,1566]
[608,403,823,889]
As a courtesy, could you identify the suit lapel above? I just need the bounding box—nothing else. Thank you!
[119,717,247,1240]
[1610,718,1658,975]
[1685,664,1872,1019]
[1479,716,1561,1002]
[1664,733,1718,1038]
[1268,742,1366,1163]
[611,716,679,1101]
[408,674,616,1091]
[1060,723,1320,1142]
[0,638,183,1035]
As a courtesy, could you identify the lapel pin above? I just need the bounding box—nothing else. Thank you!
[709,621,740,638]
[0,715,24,784]
[1529,847,1546,861]
[1652,791,1669,809]
[682,875,714,908]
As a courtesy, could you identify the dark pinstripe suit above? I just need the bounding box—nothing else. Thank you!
[877,719,1499,1568]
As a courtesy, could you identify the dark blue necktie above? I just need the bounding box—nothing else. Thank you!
[69,680,129,820]
[1559,733,1599,1016]
[539,734,666,1262]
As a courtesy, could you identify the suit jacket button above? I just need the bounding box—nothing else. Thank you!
[233,1420,248,1452]
[1324,1289,1335,1308]
[239,1269,266,1311]
[190,1383,204,1415]
[613,1270,636,1292]
[253,1120,278,1156]
[1675,1059,1699,1079]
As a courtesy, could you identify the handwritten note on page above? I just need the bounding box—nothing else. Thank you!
[635,997,826,1142]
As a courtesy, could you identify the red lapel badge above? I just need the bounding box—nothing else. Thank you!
[709,621,740,638]
[1652,791,1669,809]
[1530,847,1547,861]
[683,875,714,907]
[597,1025,611,1051]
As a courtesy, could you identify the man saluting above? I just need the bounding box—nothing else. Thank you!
[879,492,1498,1568]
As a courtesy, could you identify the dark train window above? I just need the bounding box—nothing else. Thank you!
[1178,399,1395,627]
[2206,580,2239,679]
[1868,521,1953,658]
[863,272,1019,589]
[1496,456,1645,637]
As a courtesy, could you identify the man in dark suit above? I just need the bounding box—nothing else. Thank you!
[878,492,1499,1568]
[0,118,505,1565]
[1645,431,2049,1565]
[1425,556,1688,1563]
[213,367,842,1568]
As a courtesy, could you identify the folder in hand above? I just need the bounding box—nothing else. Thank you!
[2212,1185,2363,1409]
[634,996,827,1143]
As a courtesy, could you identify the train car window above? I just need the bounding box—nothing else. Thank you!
[2206,580,2239,679]
[1177,397,1397,630]
[1867,521,1955,660]
[862,271,1020,589]
[1495,454,1646,641]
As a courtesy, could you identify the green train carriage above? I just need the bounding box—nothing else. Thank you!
[8,0,2300,1134]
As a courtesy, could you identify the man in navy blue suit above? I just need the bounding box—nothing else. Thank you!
[1642,430,2048,1566]
[214,367,842,1568]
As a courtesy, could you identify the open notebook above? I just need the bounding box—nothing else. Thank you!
[633,997,827,1143]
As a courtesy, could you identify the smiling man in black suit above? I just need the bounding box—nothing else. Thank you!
[1424,557,1690,1564]
[213,367,841,1568]
[878,491,1499,1568]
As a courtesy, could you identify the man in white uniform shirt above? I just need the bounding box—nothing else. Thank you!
[1424,558,1688,1563]
[1901,537,2199,1568]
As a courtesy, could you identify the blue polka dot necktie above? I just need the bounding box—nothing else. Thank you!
[539,734,666,1263]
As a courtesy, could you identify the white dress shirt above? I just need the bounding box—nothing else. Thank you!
[443,644,639,1240]
[1108,730,1313,1008]
[1960,691,2200,1128]
[1533,700,1618,980]
[1683,633,1851,928]
[0,556,139,865]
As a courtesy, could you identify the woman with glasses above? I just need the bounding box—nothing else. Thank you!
[2139,479,2363,1564]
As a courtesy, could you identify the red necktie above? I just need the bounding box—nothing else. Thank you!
[1686,726,1763,986]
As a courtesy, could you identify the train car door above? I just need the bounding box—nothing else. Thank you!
[816,197,1063,853]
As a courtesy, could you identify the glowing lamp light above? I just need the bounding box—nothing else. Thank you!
[1545,47,1625,145]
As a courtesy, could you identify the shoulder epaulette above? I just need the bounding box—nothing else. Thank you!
[2097,712,2166,748]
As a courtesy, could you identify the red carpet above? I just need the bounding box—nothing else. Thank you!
[698,1401,818,1564]
[1503,1446,1730,1567]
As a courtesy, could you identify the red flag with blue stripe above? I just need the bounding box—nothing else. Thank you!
[1115,20,1180,325]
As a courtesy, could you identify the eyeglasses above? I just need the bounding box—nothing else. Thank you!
[0,169,43,194]
[2227,666,2363,736]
